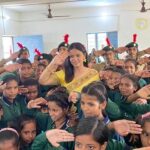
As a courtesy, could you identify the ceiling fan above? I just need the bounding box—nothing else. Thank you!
[46,4,70,18]
[139,0,150,12]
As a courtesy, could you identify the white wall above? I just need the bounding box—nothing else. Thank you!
[19,5,150,53]
[0,7,20,59]
[0,3,150,56]
[19,7,119,53]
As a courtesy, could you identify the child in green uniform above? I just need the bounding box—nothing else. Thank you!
[36,117,132,150]
[23,78,39,102]
[75,117,132,150]
[0,128,19,150]
[9,115,37,150]
[113,74,150,120]
[38,53,53,66]
[35,63,58,98]
[17,43,30,60]
[125,112,150,149]
[17,59,34,85]
[0,73,27,128]
[79,81,142,137]
[27,87,75,150]
[103,66,126,101]
[124,58,147,87]
[35,63,46,80]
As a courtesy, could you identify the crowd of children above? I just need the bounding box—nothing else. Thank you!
[0,34,150,150]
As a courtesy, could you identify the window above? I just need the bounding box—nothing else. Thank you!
[87,31,118,54]
[2,36,13,59]
[2,35,44,62]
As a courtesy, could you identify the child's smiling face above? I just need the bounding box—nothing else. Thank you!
[119,77,137,97]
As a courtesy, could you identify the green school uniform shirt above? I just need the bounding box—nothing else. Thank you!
[105,98,122,121]
[31,137,131,150]
[31,129,74,150]
[25,109,75,150]
[138,78,147,87]
[113,92,150,120]
[75,97,122,121]
[0,95,27,128]
[106,139,132,150]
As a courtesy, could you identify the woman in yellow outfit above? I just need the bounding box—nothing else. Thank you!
[39,42,99,93]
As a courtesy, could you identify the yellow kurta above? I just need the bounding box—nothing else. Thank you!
[55,69,99,93]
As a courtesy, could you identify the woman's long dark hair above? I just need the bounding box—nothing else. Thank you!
[64,42,88,83]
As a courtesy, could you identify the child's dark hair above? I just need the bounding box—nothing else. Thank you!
[121,74,140,90]
[58,42,69,51]
[75,117,109,144]
[23,78,39,88]
[17,58,32,66]
[125,58,138,68]
[8,115,37,134]
[1,73,18,84]
[111,66,127,75]
[46,86,71,109]
[81,81,107,103]
[103,66,114,71]
[64,42,88,83]
[0,128,19,147]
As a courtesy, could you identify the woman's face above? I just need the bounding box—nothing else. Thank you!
[140,122,150,147]
[124,61,136,74]
[69,49,85,68]
[21,121,36,144]
[48,101,67,122]
[119,77,137,97]
[75,134,107,150]
[81,94,106,119]
[3,80,18,101]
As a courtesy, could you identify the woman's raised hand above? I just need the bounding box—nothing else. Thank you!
[46,129,74,147]
[51,51,68,66]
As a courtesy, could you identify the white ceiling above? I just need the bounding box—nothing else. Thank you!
[1,0,142,12]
